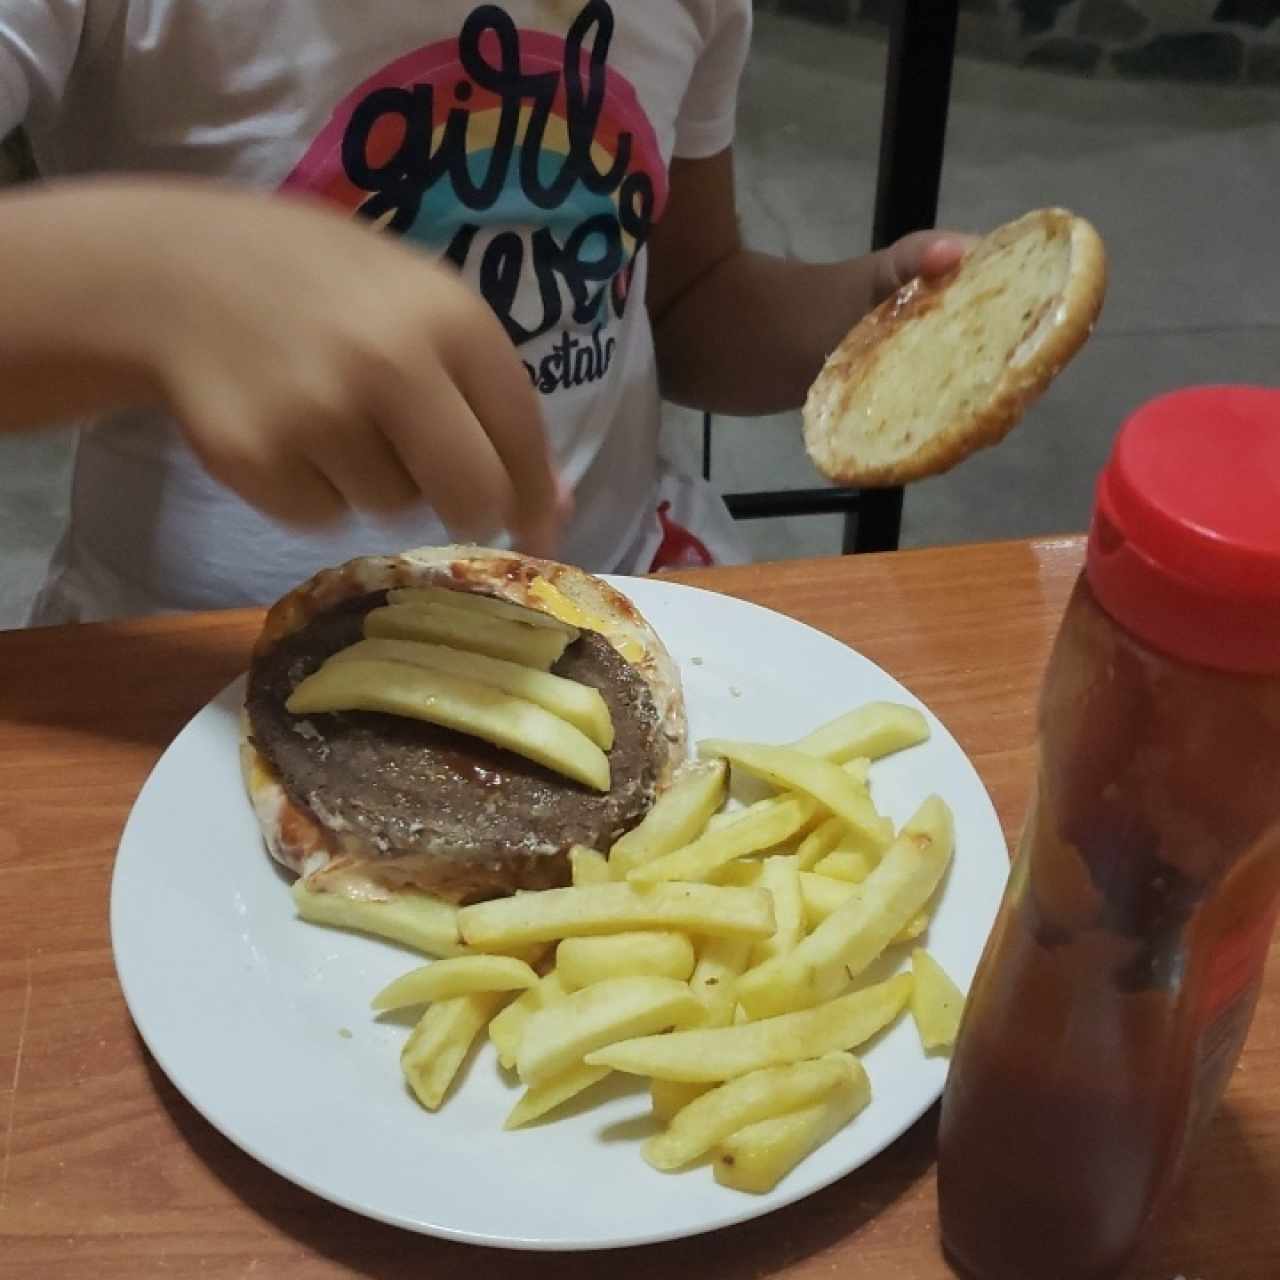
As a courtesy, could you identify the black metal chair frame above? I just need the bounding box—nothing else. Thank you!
[711,0,960,554]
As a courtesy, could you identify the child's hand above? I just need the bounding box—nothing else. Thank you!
[871,230,977,307]
[21,180,566,554]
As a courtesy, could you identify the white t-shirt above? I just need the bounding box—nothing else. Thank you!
[0,0,752,622]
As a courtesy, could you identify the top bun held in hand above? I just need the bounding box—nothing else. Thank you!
[803,208,1107,487]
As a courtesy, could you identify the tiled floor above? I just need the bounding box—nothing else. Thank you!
[2,13,1277,626]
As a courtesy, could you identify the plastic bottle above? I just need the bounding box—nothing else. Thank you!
[937,386,1280,1280]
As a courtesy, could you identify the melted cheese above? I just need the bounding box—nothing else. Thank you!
[530,578,646,665]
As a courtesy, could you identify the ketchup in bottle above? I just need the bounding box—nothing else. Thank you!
[937,386,1280,1280]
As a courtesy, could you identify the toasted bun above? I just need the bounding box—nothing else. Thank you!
[803,208,1107,486]
[240,546,687,895]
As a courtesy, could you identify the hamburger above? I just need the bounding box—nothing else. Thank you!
[241,546,686,903]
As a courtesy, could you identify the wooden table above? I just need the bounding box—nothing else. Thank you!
[2,536,1277,1279]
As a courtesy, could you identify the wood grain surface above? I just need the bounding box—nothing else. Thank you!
[2,537,1276,1279]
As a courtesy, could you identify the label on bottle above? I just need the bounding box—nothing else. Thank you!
[1199,899,1280,1026]
[1183,900,1280,1158]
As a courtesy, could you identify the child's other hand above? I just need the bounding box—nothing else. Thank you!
[112,181,564,554]
[871,230,977,306]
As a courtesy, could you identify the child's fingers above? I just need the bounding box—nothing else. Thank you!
[875,230,977,302]
[515,504,565,561]
[443,320,565,558]
[177,392,347,527]
[378,372,514,545]
[917,233,977,278]
[306,421,423,515]
[252,464,346,527]
[516,476,575,561]
[208,439,345,528]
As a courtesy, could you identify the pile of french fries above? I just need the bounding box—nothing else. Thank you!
[292,699,966,1195]
[286,582,620,790]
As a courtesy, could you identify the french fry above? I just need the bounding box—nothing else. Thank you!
[608,761,728,875]
[505,1062,612,1129]
[627,795,818,886]
[401,990,506,1110]
[714,860,764,889]
[750,856,805,967]
[584,973,912,1082]
[706,758,867,837]
[371,954,539,1012]
[698,741,892,852]
[790,702,930,764]
[517,976,702,1085]
[710,778,856,843]
[800,876,922,944]
[651,1078,714,1123]
[792,758,875,868]
[690,935,754,1028]
[910,948,965,1051]
[643,1053,859,1170]
[291,879,463,957]
[458,882,776,950]
[702,793,805,836]
[364,602,571,668]
[489,970,566,1070]
[387,586,577,634]
[840,757,872,785]
[556,931,696,991]
[714,1064,872,1193]
[799,871,858,927]
[795,816,845,871]
[569,845,612,886]
[704,809,741,834]
[897,911,931,944]
[328,637,612,748]
[813,849,875,884]
[737,796,954,1020]
[287,659,610,791]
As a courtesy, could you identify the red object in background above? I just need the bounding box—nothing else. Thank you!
[649,500,715,572]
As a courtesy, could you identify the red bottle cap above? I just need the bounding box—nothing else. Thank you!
[1087,385,1280,674]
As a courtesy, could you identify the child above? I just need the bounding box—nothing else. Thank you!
[0,1,968,623]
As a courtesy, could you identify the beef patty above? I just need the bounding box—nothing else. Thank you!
[246,592,663,900]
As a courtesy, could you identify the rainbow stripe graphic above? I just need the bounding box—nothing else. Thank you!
[282,28,667,261]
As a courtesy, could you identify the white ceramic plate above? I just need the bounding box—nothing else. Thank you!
[110,577,1009,1251]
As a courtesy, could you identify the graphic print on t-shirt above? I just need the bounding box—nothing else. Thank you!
[282,1,667,397]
